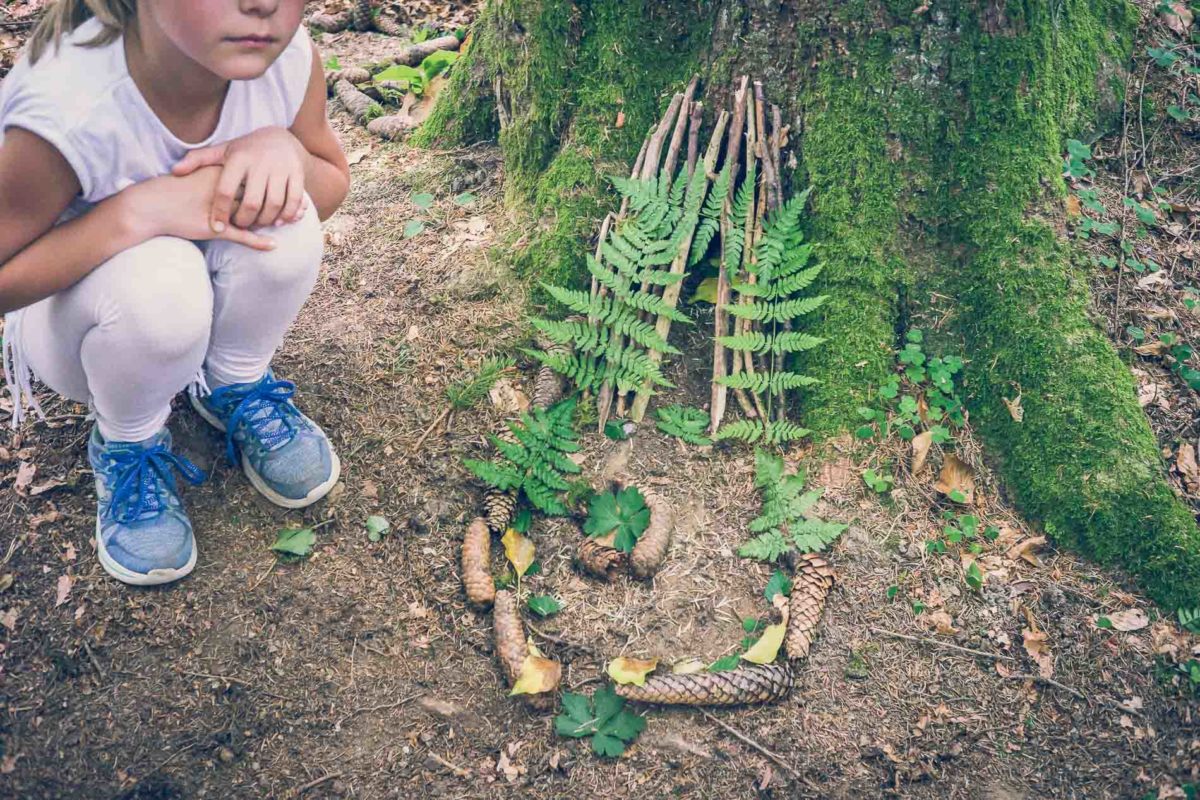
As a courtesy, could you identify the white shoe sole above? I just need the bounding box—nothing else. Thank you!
[96,516,196,586]
[190,392,341,509]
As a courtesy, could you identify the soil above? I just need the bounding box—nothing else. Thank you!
[1,5,1199,799]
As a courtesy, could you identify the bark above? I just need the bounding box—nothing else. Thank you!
[419,0,1200,611]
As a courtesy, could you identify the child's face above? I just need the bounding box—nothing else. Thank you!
[143,0,306,81]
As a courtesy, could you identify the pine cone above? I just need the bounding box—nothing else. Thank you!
[325,67,371,89]
[786,553,835,660]
[531,363,564,411]
[351,0,373,30]
[308,10,351,32]
[334,80,375,123]
[367,114,414,140]
[483,489,516,535]
[373,12,406,36]
[577,536,627,580]
[626,482,674,579]
[492,591,553,710]
[461,518,495,608]
[616,663,794,706]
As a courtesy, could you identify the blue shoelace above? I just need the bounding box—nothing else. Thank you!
[105,444,207,525]
[212,378,304,464]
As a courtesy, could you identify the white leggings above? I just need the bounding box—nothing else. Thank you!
[5,206,322,442]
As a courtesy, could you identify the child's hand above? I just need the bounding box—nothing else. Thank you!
[170,126,309,233]
[123,166,277,250]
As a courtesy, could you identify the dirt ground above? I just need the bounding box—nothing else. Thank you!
[2,7,1200,800]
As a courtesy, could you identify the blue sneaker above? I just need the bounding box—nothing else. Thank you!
[89,426,205,586]
[189,371,340,508]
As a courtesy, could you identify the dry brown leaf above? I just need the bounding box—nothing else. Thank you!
[1176,443,1200,494]
[925,610,957,635]
[1163,1,1194,34]
[14,461,34,492]
[1022,627,1054,678]
[1064,194,1081,217]
[488,378,530,414]
[933,453,975,504]
[615,110,626,128]
[911,430,933,475]
[1006,536,1046,567]
[1105,608,1150,632]
[1002,393,1024,422]
[1134,340,1169,356]
[54,574,72,608]
[1137,270,1171,290]
[0,608,17,631]
[346,147,370,166]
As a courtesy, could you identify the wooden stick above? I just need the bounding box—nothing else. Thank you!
[630,111,729,422]
[1002,674,1086,700]
[871,627,1018,662]
[295,773,343,796]
[699,709,804,783]
[736,89,768,422]
[588,213,615,303]
[640,93,684,181]
[719,78,757,423]
[768,101,788,420]
[685,102,703,180]
[662,75,699,186]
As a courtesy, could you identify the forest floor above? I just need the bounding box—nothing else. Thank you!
[1,4,1200,799]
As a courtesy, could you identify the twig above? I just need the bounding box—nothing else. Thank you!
[177,669,291,700]
[247,559,276,592]
[528,622,599,655]
[426,751,471,777]
[293,773,342,796]
[640,93,685,181]
[685,102,703,180]
[82,640,105,678]
[662,75,699,187]
[335,692,426,729]
[1002,673,1086,700]
[699,709,803,782]
[410,405,451,454]
[871,627,1017,662]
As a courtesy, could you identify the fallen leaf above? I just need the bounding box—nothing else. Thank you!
[1137,270,1171,290]
[911,430,933,474]
[925,610,957,635]
[741,620,788,664]
[509,653,561,695]
[1065,194,1081,217]
[405,323,420,342]
[346,147,370,166]
[933,454,975,504]
[671,658,707,675]
[14,461,35,492]
[607,657,659,685]
[466,216,489,236]
[362,479,379,500]
[54,574,72,607]
[1022,627,1054,678]
[0,608,17,631]
[488,378,530,414]
[1002,393,1024,423]
[689,276,719,305]
[1105,608,1150,632]
[0,754,15,774]
[1162,1,1194,34]
[501,528,536,577]
[29,479,66,497]
[1134,340,1169,356]
[1176,443,1200,494]
[615,110,626,128]
[1006,536,1046,567]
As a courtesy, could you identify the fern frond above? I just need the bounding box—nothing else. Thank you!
[714,420,812,444]
[716,371,821,394]
[765,296,828,322]
[655,404,712,446]
[717,331,771,354]
[621,290,692,323]
[690,162,732,268]
[739,448,844,562]
[791,518,849,552]
[771,264,823,298]
[770,332,825,355]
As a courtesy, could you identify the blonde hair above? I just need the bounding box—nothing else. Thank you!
[27,0,136,64]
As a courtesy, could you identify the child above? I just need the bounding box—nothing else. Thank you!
[0,0,351,586]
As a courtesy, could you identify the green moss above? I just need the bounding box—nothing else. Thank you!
[927,0,1200,609]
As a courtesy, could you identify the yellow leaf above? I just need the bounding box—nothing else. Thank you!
[671,658,706,675]
[741,621,787,665]
[501,529,536,577]
[509,654,562,696]
[1064,194,1081,218]
[607,657,659,686]
[689,276,719,305]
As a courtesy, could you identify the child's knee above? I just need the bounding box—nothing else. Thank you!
[99,237,212,359]
[220,206,323,290]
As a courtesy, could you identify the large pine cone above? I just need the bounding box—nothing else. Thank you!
[626,482,674,579]
[325,67,371,89]
[492,591,553,710]
[786,553,835,660]
[483,489,516,535]
[373,12,406,36]
[577,536,627,580]
[461,518,495,607]
[616,663,794,706]
[309,10,351,31]
[350,0,373,31]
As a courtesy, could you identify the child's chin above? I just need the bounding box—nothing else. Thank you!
[213,53,280,82]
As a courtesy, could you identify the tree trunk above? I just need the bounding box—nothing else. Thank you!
[418,0,1200,610]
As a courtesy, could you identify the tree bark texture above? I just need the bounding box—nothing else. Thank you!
[418,0,1200,610]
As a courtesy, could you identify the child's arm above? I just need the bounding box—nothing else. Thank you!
[0,128,274,316]
[171,42,351,231]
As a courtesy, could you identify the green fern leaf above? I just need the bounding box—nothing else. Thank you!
[770,332,825,355]
[655,404,712,445]
[737,530,789,561]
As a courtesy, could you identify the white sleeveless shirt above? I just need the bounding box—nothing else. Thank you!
[0,15,313,211]
[0,16,313,428]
